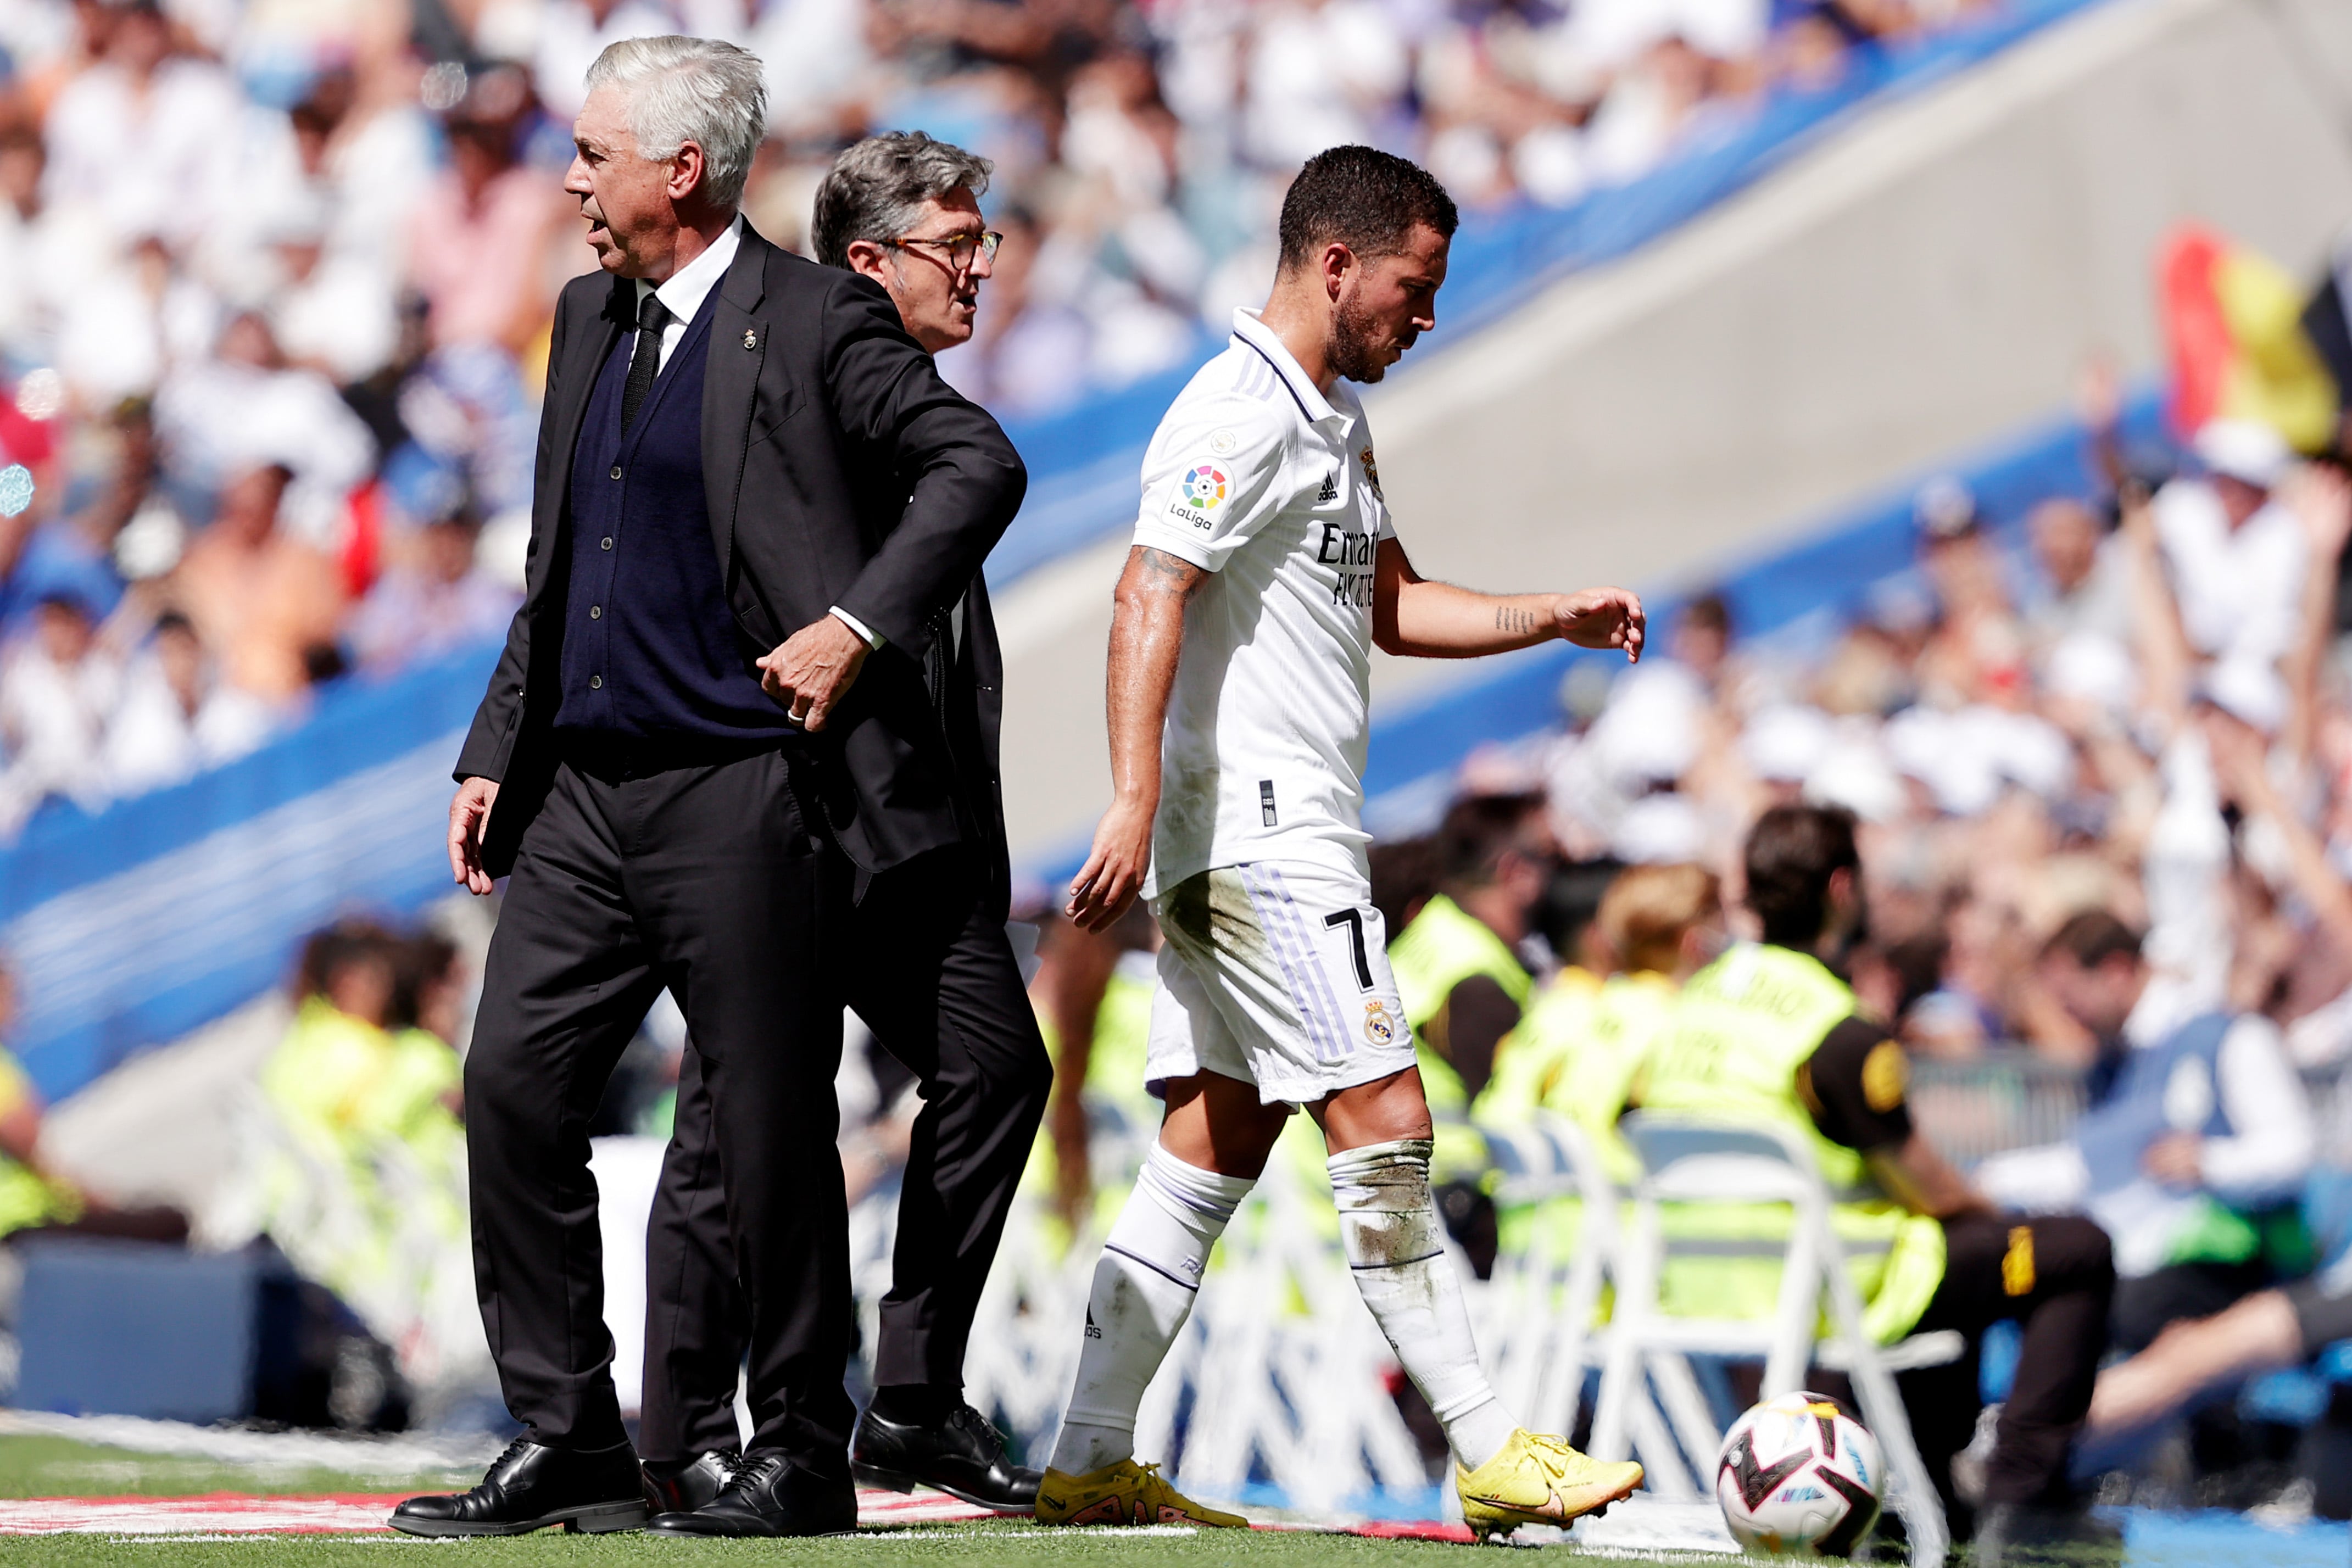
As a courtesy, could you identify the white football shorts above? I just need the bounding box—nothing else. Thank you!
[1145,861,1417,1106]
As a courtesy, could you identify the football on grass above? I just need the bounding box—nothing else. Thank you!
[1714,1391,1883,1555]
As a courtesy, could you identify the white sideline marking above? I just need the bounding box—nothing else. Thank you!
[0,1498,399,1535]
[1077,1525,1199,1536]
[1571,1497,1743,1556]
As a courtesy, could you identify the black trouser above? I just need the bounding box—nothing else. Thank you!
[464,748,857,1470]
[1896,1212,2115,1523]
[2112,1258,2274,1354]
[637,846,1052,1464]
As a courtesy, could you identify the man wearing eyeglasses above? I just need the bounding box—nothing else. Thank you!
[636,130,1049,1525]
[826,146,1002,355]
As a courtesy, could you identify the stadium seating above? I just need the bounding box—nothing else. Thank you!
[1473,1114,1620,1439]
[1591,1114,1957,1565]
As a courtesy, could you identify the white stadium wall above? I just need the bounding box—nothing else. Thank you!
[992,0,2352,873]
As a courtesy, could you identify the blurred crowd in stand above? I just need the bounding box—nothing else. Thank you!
[1531,385,2352,1085]
[0,0,2004,837]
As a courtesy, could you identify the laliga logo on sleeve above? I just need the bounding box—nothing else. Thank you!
[1181,464,1228,510]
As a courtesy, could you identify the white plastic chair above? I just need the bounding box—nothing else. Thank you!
[1589,1114,1959,1567]
[1476,1113,1622,1437]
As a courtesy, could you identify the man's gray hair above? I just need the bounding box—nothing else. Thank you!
[811,131,993,270]
[584,36,766,210]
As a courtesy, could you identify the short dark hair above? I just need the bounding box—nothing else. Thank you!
[293,917,399,1004]
[1370,834,1441,936]
[1682,592,1731,638]
[812,131,993,270]
[1436,792,1546,890]
[1277,146,1458,274]
[2042,909,2143,969]
[1743,805,1860,948]
[391,931,461,1031]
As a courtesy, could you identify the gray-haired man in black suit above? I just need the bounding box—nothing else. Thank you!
[637,130,1050,1526]
[393,39,1034,1541]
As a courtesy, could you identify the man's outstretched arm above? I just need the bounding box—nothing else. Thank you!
[1067,546,1204,931]
[1372,538,1643,661]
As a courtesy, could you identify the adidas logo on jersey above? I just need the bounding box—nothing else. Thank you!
[1317,471,1339,503]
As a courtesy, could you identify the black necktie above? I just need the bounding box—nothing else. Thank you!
[621,290,671,433]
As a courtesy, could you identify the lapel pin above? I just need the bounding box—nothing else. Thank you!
[742,330,757,350]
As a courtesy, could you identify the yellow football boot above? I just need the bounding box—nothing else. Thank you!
[1033,1459,1247,1529]
[1456,1429,1643,1541]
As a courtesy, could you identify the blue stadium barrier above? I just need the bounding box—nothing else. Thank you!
[14,1237,293,1424]
[985,0,2116,590]
[0,638,500,1102]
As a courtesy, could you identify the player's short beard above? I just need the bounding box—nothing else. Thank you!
[1328,287,1394,383]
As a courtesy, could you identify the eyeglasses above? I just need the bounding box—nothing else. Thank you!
[887,230,1003,272]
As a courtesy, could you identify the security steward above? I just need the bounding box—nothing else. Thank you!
[1388,793,1552,1190]
[1477,863,1721,1258]
[1636,805,2115,1549]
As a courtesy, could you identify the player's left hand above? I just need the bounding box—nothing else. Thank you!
[1553,588,1645,662]
[759,614,871,731]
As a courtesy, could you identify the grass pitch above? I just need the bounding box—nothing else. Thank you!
[0,1433,1660,1568]
[0,1522,1528,1568]
[0,1433,463,1500]
[20,1430,2348,1568]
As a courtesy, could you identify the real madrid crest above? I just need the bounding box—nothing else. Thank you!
[743,329,758,350]
[1363,1000,1396,1045]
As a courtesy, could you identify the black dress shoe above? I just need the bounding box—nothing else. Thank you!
[389,1436,648,1537]
[645,1451,858,1538]
[852,1400,1041,1515]
[642,1447,745,1514]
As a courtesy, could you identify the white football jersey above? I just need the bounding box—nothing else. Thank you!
[1132,308,1396,896]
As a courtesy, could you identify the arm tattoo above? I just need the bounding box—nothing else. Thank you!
[1495,604,1537,635]
[1138,546,1206,600]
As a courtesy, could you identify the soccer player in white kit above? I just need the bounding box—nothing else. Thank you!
[1036,146,1648,1539]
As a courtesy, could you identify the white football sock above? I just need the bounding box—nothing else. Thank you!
[1328,1137,1517,1471]
[1049,1141,1254,1475]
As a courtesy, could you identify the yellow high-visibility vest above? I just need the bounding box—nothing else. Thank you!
[1479,968,1669,1267]
[1640,943,1946,1345]
[1390,894,1531,1181]
[0,1051,77,1238]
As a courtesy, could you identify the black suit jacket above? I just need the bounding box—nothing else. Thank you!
[454,224,1027,883]
[941,574,1012,918]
